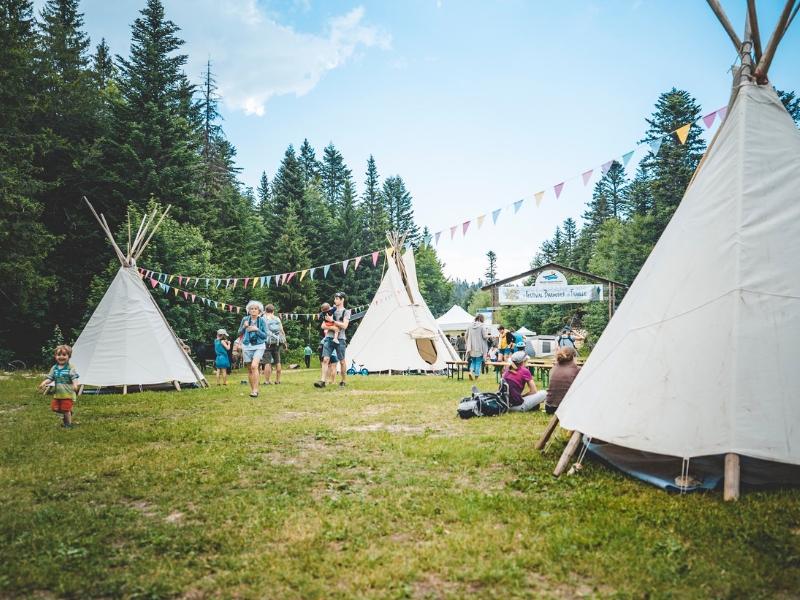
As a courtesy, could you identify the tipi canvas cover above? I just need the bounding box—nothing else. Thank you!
[557,82,800,469]
[347,248,459,372]
[436,305,475,331]
[72,267,206,387]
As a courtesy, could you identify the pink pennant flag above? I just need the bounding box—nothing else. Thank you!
[582,170,593,186]
[287,272,295,283]
[718,106,728,121]
[244,278,250,288]
[150,278,158,288]
[183,291,188,299]
[462,221,471,236]
[354,256,362,270]
[229,305,233,312]
[601,161,614,176]
[191,294,196,302]
[450,225,457,240]
[554,183,564,199]
[178,276,183,286]
[342,260,349,274]
[702,111,717,129]
[232,279,238,289]
[236,306,240,314]
[372,251,379,266]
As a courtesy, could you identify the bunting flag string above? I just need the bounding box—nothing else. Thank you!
[428,105,726,246]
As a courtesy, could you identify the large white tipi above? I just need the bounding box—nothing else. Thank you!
[71,201,207,392]
[346,234,459,372]
[552,2,800,498]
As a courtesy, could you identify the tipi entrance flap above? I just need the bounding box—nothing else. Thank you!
[556,82,800,465]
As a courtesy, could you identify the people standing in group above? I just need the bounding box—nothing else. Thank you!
[315,292,351,388]
[465,313,489,381]
[456,333,467,360]
[39,345,79,428]
[555,326,584,354]
[239,300,268,397]
[503,350,547,412]
[544,346,581,414]
[303,344,313,368]
[262,304,286,385]
[214,329,231,386]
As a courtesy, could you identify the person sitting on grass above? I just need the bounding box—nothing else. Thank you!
[503,350,547,412]
[214,329,231,386]
[39,345,80,428]
[543,346,581,415]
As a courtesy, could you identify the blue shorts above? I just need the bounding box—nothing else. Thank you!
[242,347,265,363]
[322,338,346,363]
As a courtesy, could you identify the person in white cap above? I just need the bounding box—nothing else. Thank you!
[214,329,231,386]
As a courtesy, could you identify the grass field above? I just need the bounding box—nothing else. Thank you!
[1,367,799,599]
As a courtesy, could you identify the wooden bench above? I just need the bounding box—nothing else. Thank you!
[445,360,469,380]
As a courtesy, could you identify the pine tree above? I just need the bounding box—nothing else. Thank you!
[776,88,800,126]
[267,201,316,318]
[382,175,420,245]
[320,142,351,215]
[298,139,321,186]
[485,251,498,284]
[360,154,388,248]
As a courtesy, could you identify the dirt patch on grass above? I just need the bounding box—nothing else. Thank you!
[0,405,26,414]
[165,511,185,524]
[346,390,415,396]
[119,498,159,517]
[342,422,426,434]
[525,571,614,599]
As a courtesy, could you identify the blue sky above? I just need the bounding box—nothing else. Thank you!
[38,0,800,281]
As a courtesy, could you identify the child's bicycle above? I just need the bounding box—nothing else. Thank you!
[346,360,369,376]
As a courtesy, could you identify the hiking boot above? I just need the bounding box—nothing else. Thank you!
[314,381,326,388]
[339,382,346,388]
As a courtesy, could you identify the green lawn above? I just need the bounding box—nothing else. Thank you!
[1,368,799,599]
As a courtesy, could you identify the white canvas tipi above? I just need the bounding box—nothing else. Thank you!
[346,236,459,372]
[71,202,206,391]
[553,3,800,497]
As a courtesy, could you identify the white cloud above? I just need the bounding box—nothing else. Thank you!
[389,56,408,69]
[170,1,391,116]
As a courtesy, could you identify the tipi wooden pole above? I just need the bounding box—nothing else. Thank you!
[724,453,740,501]
[705,0,743,51]
[173,380,181,392]
[553,430,583,477]
[134,206,171,261]
[747,0,763,62]
[123,384,127,395]
[535,414,559,451]
[78,385,84,396]
[755,0,796,76]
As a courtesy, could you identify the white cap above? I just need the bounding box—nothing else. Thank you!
[217,329,228,336]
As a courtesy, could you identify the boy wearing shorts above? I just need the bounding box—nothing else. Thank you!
[39,345,80,428]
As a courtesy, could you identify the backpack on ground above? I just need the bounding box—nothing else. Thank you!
[457,381,510,419]
[266,318,282,345]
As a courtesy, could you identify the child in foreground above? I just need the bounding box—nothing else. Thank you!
[39,345,80,428]
[320,302,340,343]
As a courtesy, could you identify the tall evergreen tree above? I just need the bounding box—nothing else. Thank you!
[485,250,497,284]
[776,88,800,125]
[382,175,420,245]
[360,154,388,247]
[298,138,321,186]
[320,142,351,215]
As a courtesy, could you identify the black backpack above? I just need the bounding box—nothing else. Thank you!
[457,381,511,419]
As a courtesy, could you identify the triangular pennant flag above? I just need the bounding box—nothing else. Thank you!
[236,307,240,314]
[194,278,199,287]
[309,268,315,280]
[287,272,295,283]
[463,220,471,235]
[266,276,271,287]
[229,305,233,312]
[387,247,394,258]
[450,225,457,239]
[675,123,691,145]
[225,279,231,289]
[173,287,179,296]
[221,303,225,310]
[163,284,170,293]
[252,277,258,288]
[244,278,250,288]
[372,251,379,266]
[492,209,501,224]
[214,301,218,308]
[717,106,728,121]
[535,191,544,206]
[205,278,209,288]
[554,183,564,199]
[232,278,238,290]
[649,137,663,156]
[423,235,432,248]
[601,161,614,176]
[404,242,411,252]
[477,215,486,229]
[260,276,266,287]
[178,276,183,286]
[183,291,188,299]
[342,260,349,274]
[150,278,158,288]
[300,270,308,281]
[168,275,174,284]
[622,151,634,166]
[513,199,523,214]
[324,264,330,277]
[582,170,593,186]
[702,111,717,129]
[435,232,441,245]
[191,294,196,302]
[216,279,222,288]
[354,256,362,270]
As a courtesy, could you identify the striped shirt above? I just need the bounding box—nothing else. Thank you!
[46,363,79,400]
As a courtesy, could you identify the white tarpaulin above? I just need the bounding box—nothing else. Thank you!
[557,83,800,465]
[500,284,603,304]
[72,267,205,386]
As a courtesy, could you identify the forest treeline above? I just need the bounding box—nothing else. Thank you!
[2,0,798,364]
[0,0,452,363]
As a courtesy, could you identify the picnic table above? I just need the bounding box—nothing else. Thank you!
[445,360,468,380]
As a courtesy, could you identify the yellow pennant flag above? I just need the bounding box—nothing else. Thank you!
[221,303,225,310]
[168,275,174,283]
[300,269,308,281]
[387,247,394,258]
[173,287,179,296]
[535,191,545,207]
[675,123,691,145]
[477,214,486,229]
[252,277,258,288]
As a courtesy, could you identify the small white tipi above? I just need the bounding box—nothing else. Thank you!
[346,234,459,372]
[71,201,207,392]
[552,3,800,498]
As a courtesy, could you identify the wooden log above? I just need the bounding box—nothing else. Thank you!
[535,414,559,451]
[755,0,797,77]
[78,385,84,396]
[724,453,740,501]
[553,430,583,477]
[173,380,181,392]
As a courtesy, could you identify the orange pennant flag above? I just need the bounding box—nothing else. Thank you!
[387,247,394,258]
[535,191,544,207]
[477,214,486,229]
[675,123,691,145]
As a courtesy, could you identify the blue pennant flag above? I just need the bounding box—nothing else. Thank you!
[216,279,222,288]
[622,150,635,166]
[405,242,411,253]
[163,284,170,294]
[310,268,316,280]
[324,264,330,278]
[266,276,271,288]
[214,301,218,308]
[492,209,501,225]
[205,278,209,288]
[514,199,523,213]
[423,235,432,248]
[650,137,664,156]
[260,276,266,287]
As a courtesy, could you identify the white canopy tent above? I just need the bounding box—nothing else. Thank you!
[347,236,460,372]
[551,2,800,499]
[71,202,206,392]
[516,326,536,337]
[436,305,474,331]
